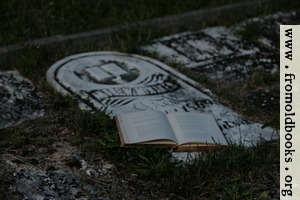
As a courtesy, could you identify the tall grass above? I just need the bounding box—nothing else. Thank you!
[0,0,246,46]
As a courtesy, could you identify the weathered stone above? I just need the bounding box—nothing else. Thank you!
[102,164,113,170]
[47,51,278,146]
[0,71,44,128]
[141,26,278,81]
[12,170,109,200]
[6,148,112,200]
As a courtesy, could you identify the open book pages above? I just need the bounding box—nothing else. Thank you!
[115,110,228,151]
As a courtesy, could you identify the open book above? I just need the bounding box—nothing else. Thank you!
[115,110,228,151]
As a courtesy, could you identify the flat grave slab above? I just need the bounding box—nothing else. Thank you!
[47,51,278,146]
[0,71,44,128]
[141,26,278,82]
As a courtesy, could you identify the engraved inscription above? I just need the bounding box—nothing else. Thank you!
[89,75,180,101]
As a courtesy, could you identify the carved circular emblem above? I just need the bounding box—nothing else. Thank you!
[47,51,180,98]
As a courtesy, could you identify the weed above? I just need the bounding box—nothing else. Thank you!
[234,19,266,40]
[126,147,180,180]
[73,108,115,137]
[109,26,166,53]
[11,136,28,149]
[66,136,84,146]
[82,141,104,154]
[215,177,259,200]
[9,134,53,149]
[30,137,54,147]
[15,47,44,76]
[155,141,279,198]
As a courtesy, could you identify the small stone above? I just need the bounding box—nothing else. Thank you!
[86,168,98,176]
[102,164,113,170]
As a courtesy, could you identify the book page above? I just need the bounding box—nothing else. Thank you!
[116,110,178,144]
[166,112,228,145]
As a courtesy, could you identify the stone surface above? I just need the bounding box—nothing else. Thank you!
[141,26,278,81]
[11,163,111,200]
[47,51,278,146]
[5,141,114,200]
[13,170,82,199]
[0,71,44,128]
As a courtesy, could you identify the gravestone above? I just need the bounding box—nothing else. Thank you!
[141,26,278,81]
[0,71,44,128]
[47,51,278,146]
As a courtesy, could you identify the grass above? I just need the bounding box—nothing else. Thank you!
[162,142,278,199]
[0,0,248,46]
[1,0,299,47]
[0,0,291,199]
